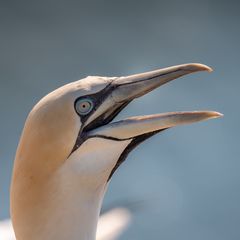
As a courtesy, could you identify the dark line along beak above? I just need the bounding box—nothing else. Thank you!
[87,63,223,139]
[110,63,212,103]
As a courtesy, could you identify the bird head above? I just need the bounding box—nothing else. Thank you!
[11,63,222,240]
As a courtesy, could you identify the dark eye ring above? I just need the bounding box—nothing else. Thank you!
[75,98,94,115]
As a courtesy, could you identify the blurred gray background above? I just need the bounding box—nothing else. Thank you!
[0,0,239,239]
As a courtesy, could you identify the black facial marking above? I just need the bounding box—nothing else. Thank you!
[107,129,167,181]
[84,101,130,132]
[70,81,132,155]
[74,82,113,123]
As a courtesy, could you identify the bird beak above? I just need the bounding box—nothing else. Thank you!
[88,63,222,140]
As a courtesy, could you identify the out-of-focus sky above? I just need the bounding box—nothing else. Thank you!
[0,0,239,239]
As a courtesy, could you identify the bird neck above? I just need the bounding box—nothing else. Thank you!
[11,136,130,240]
[46,181,108,240]
[11,170,108,240]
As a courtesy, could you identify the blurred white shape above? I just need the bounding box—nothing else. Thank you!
[0,207,131,240]
[0,219,15,240]
[97,207,131,240]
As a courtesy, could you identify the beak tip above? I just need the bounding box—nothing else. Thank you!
[186,63,213,73]
[216,112,224,118]
[206,66,213,73]
[208,111,224,119]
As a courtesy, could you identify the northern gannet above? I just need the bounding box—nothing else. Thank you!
[10,63,222,240]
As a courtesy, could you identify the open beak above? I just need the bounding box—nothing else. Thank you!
[88,63,222,140]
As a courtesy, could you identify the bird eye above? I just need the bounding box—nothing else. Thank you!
[75,98,94,115]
